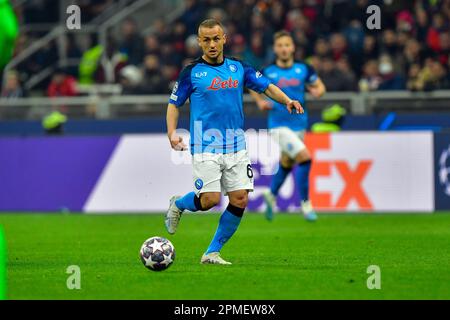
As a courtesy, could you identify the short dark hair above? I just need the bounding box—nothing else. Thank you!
[198,19,224,33]
[273,30,293,42]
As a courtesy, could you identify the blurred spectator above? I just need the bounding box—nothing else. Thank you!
[407,63,426,91]
[119,65,143,95]
[1,71,25,99]
[319,56,355,92]
[160,64,179,93]
[230,34,246,60]
[408,58,450,91]
[381,29,399,57]
[95,39,128,84]
[335,56,358,91]
[243,31,266,69]
[427,13,448,53]
[170,20,189,58]
[423,58,450,90]
[144,34,161,56]
[415,7,429,43]
[362,35,380,63]
[378,54,406,90]
[180,0,206,35]
[314,38,330,58]
[343,20,364,57]
[396,10,415,34]
[139,54,166,94]
[359,60,382,92]
[119,18,144,66]
[47,69,78,97]
[437,31,450,65]
[330,33,348,61]
[402,39,424,74]
[65,34,83,78]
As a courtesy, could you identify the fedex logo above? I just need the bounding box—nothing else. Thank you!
[249,133,374,212]
[306,134,373,210]
[207,77,239,90]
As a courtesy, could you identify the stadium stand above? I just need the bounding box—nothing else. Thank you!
[3,0,450,96]
[0,0,449,130]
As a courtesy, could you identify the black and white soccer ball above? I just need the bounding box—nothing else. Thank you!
[139,236,175,271]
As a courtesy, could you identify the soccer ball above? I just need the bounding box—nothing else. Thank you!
[139,236,175,271]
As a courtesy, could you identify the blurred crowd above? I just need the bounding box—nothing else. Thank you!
[2,0,450,99]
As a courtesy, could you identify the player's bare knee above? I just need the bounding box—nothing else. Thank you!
[229,191,249,209]
[281,154,295,168]
[295,148,311,164]
[199,193,221,210]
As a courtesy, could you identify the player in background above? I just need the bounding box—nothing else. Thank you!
[166,20,304,265]
[250,31,326,222]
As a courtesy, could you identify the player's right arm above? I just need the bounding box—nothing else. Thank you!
[166,65,194,151]
[166,103,187,151]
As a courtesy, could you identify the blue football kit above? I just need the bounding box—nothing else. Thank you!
[261,61,319,221]
[169,56,271,154]
[169,56,271,258]
[263,62,318,131]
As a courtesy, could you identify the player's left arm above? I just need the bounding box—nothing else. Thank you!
[304,63,326,98]
[263,84,304,114]
[307,78,326,98]
[242,61,303,114]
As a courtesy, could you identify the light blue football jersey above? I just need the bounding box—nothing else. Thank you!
[263,62,318,131]
[169,57,270,154]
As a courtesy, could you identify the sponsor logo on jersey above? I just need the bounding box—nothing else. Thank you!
[277,77,301,88]
[195,71,208,78]
[207,77,239,90]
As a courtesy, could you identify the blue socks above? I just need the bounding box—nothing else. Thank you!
[206,204,244,254]
[175,192,202,212]
[175,194,245,254]
[295,160,312,202]
[270,164,292,196]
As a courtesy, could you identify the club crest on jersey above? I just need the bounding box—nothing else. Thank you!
[195,179,204,190]
[229,64,237,73]
[207,77,239,90]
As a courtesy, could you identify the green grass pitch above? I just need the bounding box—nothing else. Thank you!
[1,213,449,300]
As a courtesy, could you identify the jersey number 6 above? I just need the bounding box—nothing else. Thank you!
[247,164,254,179]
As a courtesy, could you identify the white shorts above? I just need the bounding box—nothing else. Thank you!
[192,150,254,196]
[270,127,307,159]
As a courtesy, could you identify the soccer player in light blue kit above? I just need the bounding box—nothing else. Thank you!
[165,20,304,265]
[250,31,326,222]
